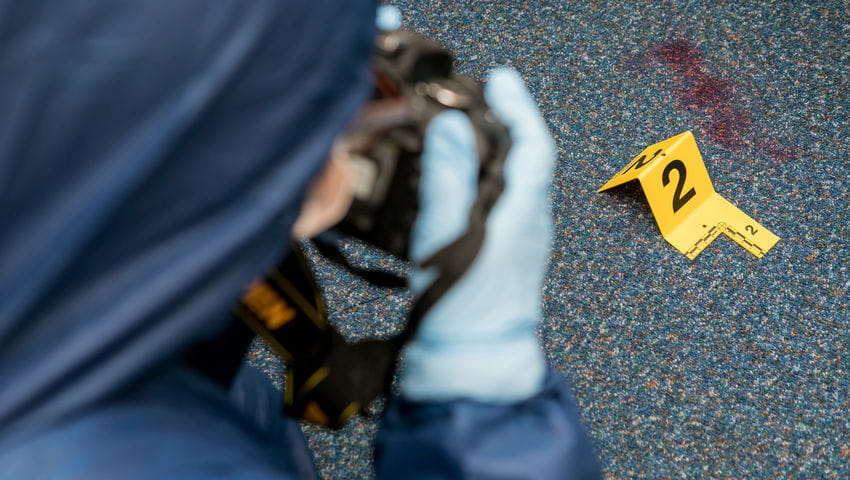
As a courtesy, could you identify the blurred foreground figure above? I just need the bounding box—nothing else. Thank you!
[0,2,599,478]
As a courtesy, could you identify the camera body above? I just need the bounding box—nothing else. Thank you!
[335,29,511,259]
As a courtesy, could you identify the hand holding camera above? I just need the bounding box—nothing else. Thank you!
[241,20,556,426]
[401,66,555,403]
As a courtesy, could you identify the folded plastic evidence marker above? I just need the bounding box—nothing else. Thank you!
[598,131,779,260]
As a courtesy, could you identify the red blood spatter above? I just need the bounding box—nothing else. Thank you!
[652,40,704,75]
[644,39,797,163]
[682,76,733,109]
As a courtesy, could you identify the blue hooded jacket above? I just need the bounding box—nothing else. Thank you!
[0,1,376,477]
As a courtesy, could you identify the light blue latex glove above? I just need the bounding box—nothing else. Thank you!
[400,67,556,403]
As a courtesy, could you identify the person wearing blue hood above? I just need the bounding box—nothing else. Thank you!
[0,1,600,478]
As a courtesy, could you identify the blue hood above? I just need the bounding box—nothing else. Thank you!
[0,0,377,441]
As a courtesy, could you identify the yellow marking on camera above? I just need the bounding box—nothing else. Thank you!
[302,401,330,427]
[234,304,294,363]
[270,271,326,328]
[242,281,297,330]
[297,367,330,400]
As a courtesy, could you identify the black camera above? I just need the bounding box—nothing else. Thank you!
[334,29,511,259]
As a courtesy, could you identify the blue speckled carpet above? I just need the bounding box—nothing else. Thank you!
[250,1,849,478]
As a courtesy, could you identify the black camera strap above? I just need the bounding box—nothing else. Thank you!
[400,134,506,344]
[236,132,505,429]
[236,242,399,428]
[311,238,406,289]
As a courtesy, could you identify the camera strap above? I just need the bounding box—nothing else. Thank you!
[401,143,505,344]
[234,161,502,429]
[236,86,509,429]
[236,242,400,428]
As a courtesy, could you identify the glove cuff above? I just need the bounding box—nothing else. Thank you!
[398,333,547,403]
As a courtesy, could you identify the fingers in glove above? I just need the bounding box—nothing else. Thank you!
[484,67,556,198]
[410,110,478,267]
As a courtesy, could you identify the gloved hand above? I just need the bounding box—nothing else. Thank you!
[400,67,556,403]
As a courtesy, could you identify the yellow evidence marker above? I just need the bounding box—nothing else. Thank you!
[598,131,779,260]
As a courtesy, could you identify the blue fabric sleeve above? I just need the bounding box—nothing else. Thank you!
[375,368,602,480]
[0,363,315,480]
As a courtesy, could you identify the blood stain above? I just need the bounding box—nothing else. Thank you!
[637,39,797,163]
